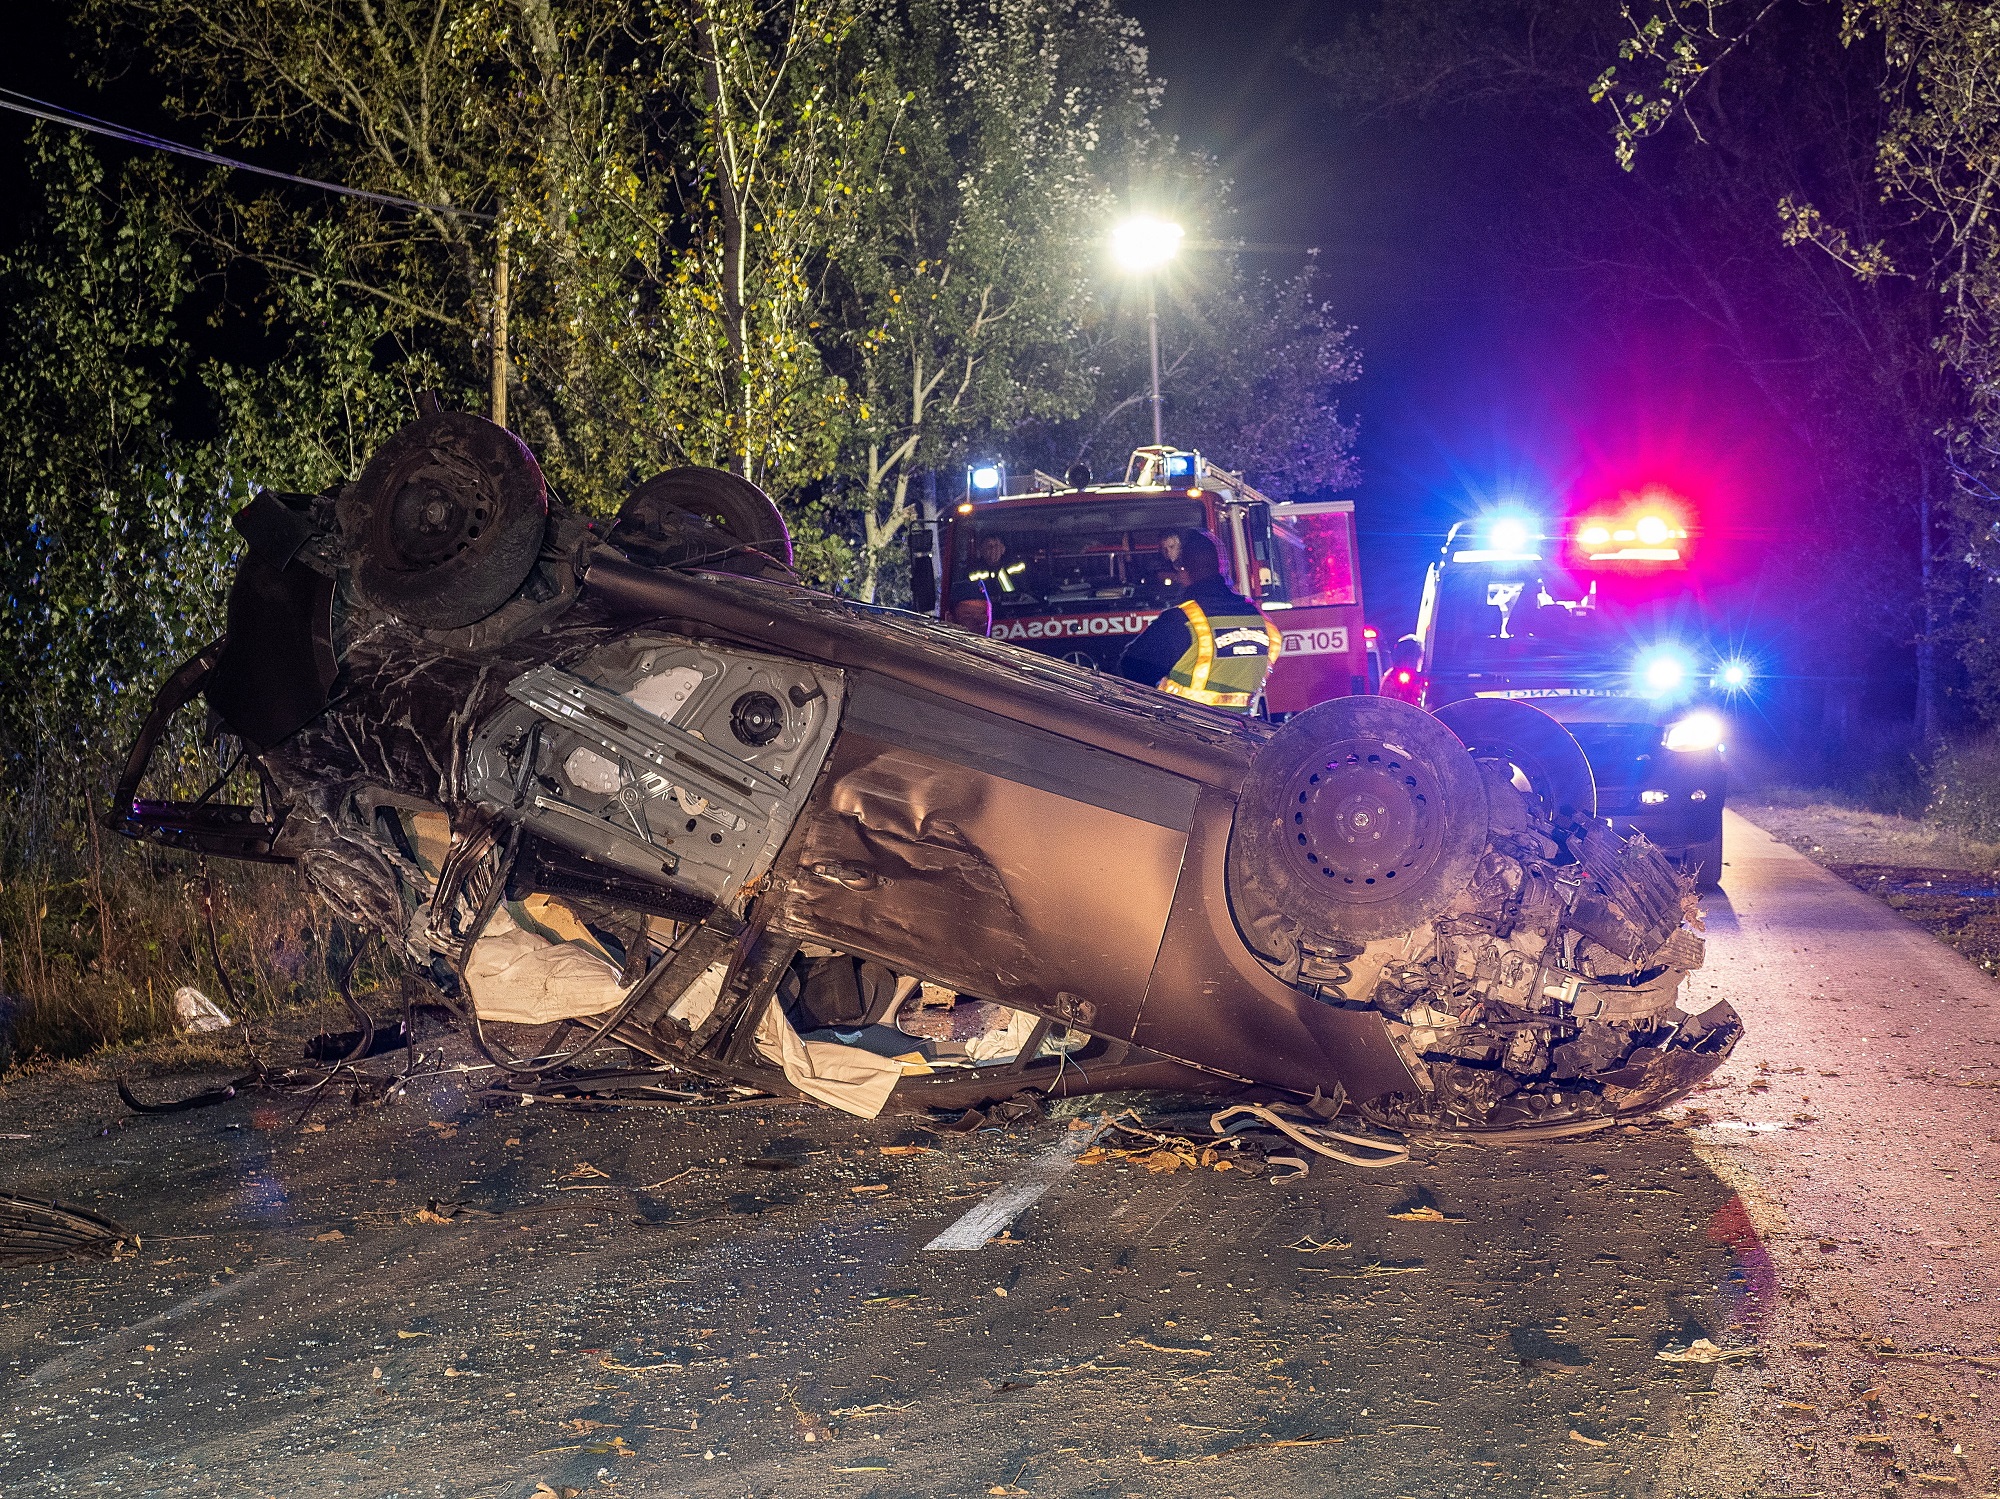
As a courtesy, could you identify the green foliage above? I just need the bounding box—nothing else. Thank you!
[1597,0,2000,722]
[823,0,1153,599]
[0,134,237,793]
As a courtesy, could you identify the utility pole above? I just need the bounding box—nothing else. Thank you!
[1147,280,1163,448]
[1111,216,1181,448]
[490,227,510,429]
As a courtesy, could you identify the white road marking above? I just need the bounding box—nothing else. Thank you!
[923,1128,1100,1251]
[23,1262,277,1387]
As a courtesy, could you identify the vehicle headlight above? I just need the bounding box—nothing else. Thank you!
[1714,659,1752,691]
[1663,711,1723,753]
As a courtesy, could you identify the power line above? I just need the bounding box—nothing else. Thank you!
[0,87,494,222]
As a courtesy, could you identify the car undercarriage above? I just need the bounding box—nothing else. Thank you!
[112,408,1739,1139]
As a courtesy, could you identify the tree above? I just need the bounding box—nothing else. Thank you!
[87,0,863,513]
[816,0,1152,600]
[0,134,237,802]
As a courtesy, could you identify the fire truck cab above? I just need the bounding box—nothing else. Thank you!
[909,447,1369,714]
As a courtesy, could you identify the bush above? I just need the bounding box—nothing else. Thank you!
[1926,736,2000,843]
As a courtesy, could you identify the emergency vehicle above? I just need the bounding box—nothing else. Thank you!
[907,446,1370,713]
[1412,502,1749,885]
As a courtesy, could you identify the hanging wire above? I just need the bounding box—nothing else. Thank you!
[0,87,495,222]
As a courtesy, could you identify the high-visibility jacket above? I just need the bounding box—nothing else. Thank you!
[1158,598,1283,710]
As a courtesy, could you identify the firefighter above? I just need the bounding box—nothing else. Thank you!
[1117,529,1282,712]
[967,534,1029,598]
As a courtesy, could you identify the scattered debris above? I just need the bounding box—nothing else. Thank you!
[1387,1204,1466,1223]
[0,1194,134,1267]
[173,985,233,1033]
[1287,1235,1354,1253]
[1567,1430,1609,1448]
[1655,1338,1757,1364]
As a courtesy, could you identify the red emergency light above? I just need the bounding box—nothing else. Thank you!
[1574,492,1688,564]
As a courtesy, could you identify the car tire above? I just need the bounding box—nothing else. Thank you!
[618,467,794,567]
[1680,831,1724,889]
[1227,695,1491,947]
[344,411,549,629]
[1432,696,1596,818]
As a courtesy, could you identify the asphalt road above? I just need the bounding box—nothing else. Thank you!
[3,809,1998,1497]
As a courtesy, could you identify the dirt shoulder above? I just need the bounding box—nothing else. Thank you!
[1732,796,2000,869]
[1733,797,2000,973]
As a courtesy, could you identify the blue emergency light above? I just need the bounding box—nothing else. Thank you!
[967,462,1004,500]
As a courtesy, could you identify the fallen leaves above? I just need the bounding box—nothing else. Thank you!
[311,1229,344,1242]
[1655,1339,1756,1365]
[1387,1205,1465,1223]
[1126,1337,1216,1357]
[597,1353,680,1373]
[879,1144,932,1157]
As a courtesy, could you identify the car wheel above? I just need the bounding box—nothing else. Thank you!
[1432,696,1596,818]
[345,411,549,629]
[1681,831,1724,889]
[1227,695,1491,946]
[619,467,793,567]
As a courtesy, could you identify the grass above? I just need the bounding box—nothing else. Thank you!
[0,830,393,1075]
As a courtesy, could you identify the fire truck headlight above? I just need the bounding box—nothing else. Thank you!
[1637,649,1688,695]
[1716,659,1752,691]
[970,464,1002,492]
[1663,711,1724,753]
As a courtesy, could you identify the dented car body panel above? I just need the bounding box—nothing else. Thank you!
[113,414,1739,1133]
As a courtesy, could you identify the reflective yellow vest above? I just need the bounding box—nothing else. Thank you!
[1158,598,1283,710]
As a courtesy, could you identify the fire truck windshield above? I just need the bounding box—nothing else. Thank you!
[949,498,1208,613]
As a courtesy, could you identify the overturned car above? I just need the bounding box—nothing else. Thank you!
[112,409,1739,1134]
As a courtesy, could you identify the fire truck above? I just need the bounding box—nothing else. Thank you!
[906,446,1371,713]
[1412,502,1750,885]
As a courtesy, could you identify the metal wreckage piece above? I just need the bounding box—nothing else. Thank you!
[112,408,1739,1136]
